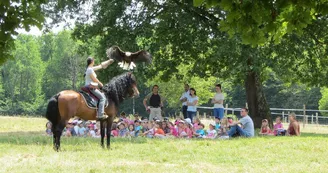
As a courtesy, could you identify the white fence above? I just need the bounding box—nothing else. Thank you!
[192,105,328,126]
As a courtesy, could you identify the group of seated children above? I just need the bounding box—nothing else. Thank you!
[45,119,101,138]
[259,116,295,136]
[110,113,235,139]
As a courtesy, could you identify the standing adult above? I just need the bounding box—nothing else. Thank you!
[186,88,198,122]
[212,84,224,120]
[227,108,254,137]
[179,84,190,119]
[287,113,300,136]
[143,85,164,121]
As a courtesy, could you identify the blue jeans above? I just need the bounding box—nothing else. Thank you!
[228,125,249,137]
[213,108,224,120]
[90,89,106,117]
[187,111,196,122]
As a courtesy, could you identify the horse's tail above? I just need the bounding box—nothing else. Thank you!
[45,93,60,126]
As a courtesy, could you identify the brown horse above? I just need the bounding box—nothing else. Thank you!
[45,72,139,151]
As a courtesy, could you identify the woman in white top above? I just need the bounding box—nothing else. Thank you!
[84,57,114,120]
[211,84,224,120]
[186,88,198,122]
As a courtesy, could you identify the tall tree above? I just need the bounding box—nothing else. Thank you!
[1,34,44,114]
[0,0,90,64]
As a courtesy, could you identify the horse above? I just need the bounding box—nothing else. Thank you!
[45,72,139,151]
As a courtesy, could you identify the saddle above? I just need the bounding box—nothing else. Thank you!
[79,86,109,109]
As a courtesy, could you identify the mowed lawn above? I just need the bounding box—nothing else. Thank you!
[0,116,328,173]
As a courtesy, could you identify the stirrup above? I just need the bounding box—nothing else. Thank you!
[96,114,108,121]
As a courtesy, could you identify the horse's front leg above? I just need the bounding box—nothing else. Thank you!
[106,116,114,149]
[100,120,105,148]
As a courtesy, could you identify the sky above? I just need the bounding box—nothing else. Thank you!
[16,21,73,36]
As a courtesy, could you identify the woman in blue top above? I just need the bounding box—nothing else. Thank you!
[84,57,114,120]
[186,88,198,122]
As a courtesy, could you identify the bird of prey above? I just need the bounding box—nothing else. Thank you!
[106,46,152,70]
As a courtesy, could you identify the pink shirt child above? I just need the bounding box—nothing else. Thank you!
[273,123,283,136]
[185,127,193,138]
[111,129,118,137]
[170,127,178,137]
[193,123,199,131]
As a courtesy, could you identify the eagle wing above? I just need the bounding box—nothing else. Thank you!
[106,46,129,62]
[130,50,152,64]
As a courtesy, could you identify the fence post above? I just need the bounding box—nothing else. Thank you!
[245,102,248,109]
[282,111,285,123]
[303,104,306,128]
[203,112,206,119]
[316,113,318,125]
[225,104,228,116]
[232,109,235,116]
[311,114,313,124]
[196,111,199,118]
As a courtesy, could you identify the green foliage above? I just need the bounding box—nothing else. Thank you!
[0,0,90,64]
[319,88,328,116]
[195,0,328,46]
[0,0,46,64]
[1,35,44,114]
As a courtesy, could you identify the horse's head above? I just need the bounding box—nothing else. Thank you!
[127,72,139,97]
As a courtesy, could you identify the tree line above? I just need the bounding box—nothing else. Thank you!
[2,0,328,127]
[0,31,324,117]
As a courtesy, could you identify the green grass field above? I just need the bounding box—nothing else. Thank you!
[0,116,328,173]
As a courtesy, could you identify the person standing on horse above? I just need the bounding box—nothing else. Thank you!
[143,85,164,121]
[84,57,114,120]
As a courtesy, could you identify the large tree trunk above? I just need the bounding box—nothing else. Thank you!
[245,70,272,128]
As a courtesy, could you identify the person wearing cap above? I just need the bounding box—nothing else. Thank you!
[143,85,164,121]
[177,120,188,138]
[179,84,190,119]
[84,56,115,120]
[212,84,224,120]
[227,108,254,137]
[205,122,218,139]
[183,118,193,138]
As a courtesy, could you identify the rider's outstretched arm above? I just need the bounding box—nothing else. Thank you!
[93,59,115,71]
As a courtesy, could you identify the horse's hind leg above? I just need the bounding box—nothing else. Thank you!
[107,116,114,149]
[54,121,65,151]
[100,120,105,148]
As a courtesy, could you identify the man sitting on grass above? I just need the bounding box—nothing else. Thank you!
[227,108,254,138]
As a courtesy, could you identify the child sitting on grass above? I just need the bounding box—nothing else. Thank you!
[218,118,229,139]
[177,120,188,138]
[274,116,286,136]
[193,118,201,131]
[215,117,221,131]
[204,122,217,139]
[118,122,128,137]
[127,124,135,137]
[154,121,165,138]
[46,122,52,136]
[143,122,155,138]
[193,123,205,138]
[111,122,118,137]
[259,119,273,136]
[167,121,178,137]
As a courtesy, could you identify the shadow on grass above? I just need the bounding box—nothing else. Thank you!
[0,131,327,148]
[0,131,148,147]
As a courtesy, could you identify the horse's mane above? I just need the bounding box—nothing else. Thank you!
[102,72,132,106]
